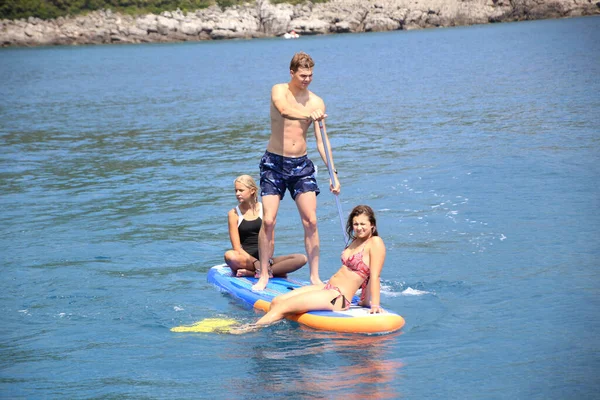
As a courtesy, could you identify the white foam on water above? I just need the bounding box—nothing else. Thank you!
[402,287,430,296]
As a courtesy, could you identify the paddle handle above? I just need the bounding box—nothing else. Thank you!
[317,120,349,244]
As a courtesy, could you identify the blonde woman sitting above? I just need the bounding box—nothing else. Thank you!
[224,175,307,278]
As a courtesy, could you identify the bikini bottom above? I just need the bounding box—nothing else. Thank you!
[324,282,350,311]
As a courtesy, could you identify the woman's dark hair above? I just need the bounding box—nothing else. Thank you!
[345,205,378,241]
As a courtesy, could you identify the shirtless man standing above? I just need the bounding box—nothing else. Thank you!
[252,52,341,291]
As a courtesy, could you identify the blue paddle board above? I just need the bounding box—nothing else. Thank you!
[207,264,405,334]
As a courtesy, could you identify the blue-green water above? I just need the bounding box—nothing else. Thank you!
[1,16,599,399]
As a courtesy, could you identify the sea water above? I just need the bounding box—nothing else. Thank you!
[1,16,599,399]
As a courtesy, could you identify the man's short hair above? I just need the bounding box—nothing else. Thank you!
[290,52,315,72]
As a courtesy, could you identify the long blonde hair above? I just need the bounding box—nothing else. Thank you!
[234,174,259,203]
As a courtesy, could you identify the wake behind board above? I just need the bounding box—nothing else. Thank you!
[207,264,405,334]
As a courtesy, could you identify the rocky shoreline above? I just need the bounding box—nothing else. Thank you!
[1,0,599,47]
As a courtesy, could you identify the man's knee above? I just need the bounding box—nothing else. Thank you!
[301,214,318,230]
[262,214,277,232]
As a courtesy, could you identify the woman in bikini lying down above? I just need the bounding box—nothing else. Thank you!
[234,204,386,332]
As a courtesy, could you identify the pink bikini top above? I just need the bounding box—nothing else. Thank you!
[341,244,370,281]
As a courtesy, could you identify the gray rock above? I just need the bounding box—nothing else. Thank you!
[1,0,599,47]
[136,15,158,33]
[258,1,294,35]
[334,21,352,32]
[180,20,202,35]
[290,18,330,35]
[128,25,147,37]
[210,28,239,39]
[364,14,401,32]
[156,15,179,35]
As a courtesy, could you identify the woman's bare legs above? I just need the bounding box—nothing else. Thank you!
[228,253,307,278]
[229,284,349,334]
[255,285,336,326]
[224,250,255,276]
[270,253,307,277]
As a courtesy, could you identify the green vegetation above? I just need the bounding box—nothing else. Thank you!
[0,0,328,21]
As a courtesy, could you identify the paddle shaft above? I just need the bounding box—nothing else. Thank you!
[317,120,348,244]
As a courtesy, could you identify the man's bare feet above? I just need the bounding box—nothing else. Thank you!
[310,276,323,286]
[251,259,273,290]
[251,276,269,291]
